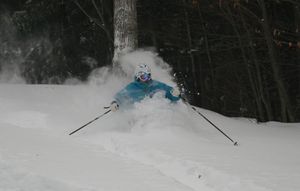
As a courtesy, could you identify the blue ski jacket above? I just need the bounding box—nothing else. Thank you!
[114,79,180,108]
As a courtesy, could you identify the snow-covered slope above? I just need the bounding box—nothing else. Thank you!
[0,84,299,191]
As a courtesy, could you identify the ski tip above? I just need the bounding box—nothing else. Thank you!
[234,142,238,146]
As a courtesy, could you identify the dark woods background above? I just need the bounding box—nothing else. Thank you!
[0,0,299,122]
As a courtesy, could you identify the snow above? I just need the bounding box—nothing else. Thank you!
[0,53,300,190]
[0,84,299,191]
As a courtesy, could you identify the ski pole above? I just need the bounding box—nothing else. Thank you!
[191,106,238,146]
[69,110,111,135]
[183,99,238,146]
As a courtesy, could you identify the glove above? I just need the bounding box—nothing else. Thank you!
[110,101,119,112]
[171,88,180,97]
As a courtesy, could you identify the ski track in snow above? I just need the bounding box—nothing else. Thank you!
[0,84,300,191]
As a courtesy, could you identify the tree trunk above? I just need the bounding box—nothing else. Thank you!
[197,4,213,107]
[240,10,273,121]
[295,5,300,107]
[113,0,138,63]
[223,5,264,120]
[182,0,199,99]
[258,0,295,122]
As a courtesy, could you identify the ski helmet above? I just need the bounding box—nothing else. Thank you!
[135,64,151,82]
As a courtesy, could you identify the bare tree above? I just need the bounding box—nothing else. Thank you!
[239,11,273,121]
[182,0,197,90]
[221,4,265,120]
[295,4,300,105]
[258,0,295,122]
[74,0,114,64]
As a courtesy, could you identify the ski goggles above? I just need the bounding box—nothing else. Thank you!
[138,72,151,82]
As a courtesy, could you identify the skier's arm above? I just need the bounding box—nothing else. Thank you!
[155,81,180,102]
[166,87,181,102]
[113,83,135,108]
[113,89,127,108]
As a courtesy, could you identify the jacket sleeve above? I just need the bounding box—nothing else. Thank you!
[154,81,180,102]
[114,83,136,107]
[114,88,130,107]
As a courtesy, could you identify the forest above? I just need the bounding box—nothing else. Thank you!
[0,0,299,122]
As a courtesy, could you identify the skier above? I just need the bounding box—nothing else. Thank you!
[109,64,181,112]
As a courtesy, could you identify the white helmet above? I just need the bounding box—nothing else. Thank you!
[135,64,152,82]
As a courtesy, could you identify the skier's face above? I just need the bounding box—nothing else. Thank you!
[139,72,151,82]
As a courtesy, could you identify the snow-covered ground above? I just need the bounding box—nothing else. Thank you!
[0,51,300,191]
[0,83,299,191]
